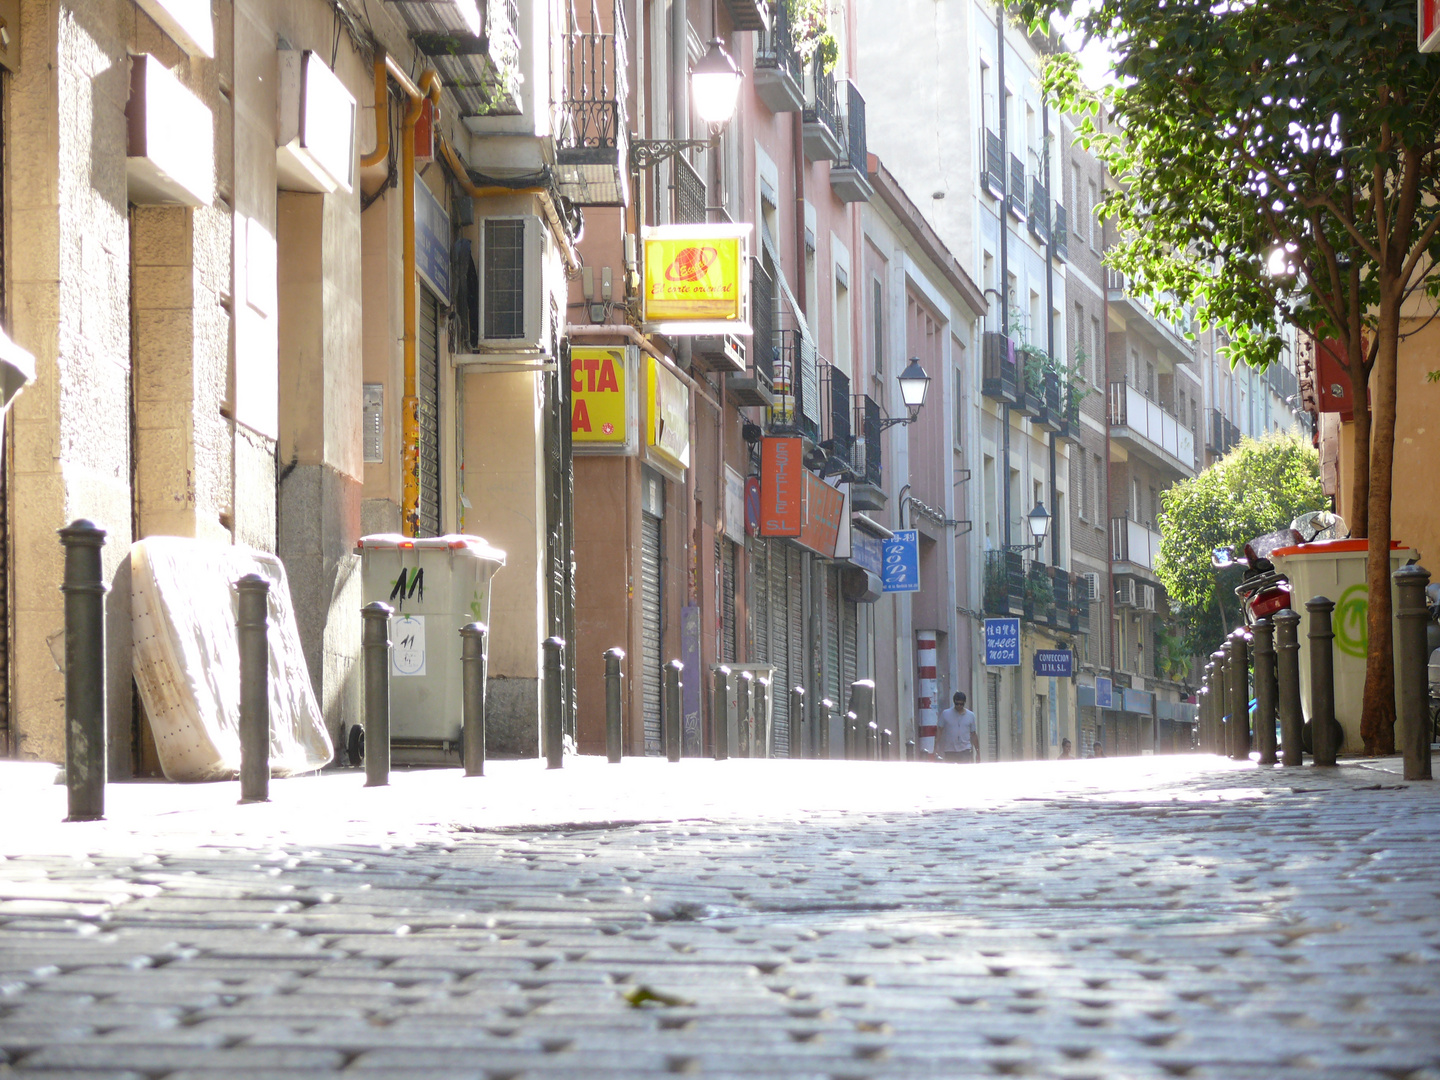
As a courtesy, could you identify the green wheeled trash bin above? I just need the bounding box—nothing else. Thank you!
[358,534,506,764]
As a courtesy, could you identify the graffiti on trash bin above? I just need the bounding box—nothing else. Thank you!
[1335,583,1367,658]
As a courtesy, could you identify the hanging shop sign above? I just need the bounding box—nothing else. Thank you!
[797,474,845,558]
[724,466,746,543]
[983,618,1021,666]
[415,174,451,303]
[642,223,752,335]
[759,437,803,536]
[1034,649,1074,678]
[571,345,638,454]
[850,534,883,577]
[646,356,690,474]
[1095,675,1114,709]
[744,475,761,537]
[881,529,920,593]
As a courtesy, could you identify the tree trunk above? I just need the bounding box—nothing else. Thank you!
[1358,295,1398,755]
[1347,333,1371,538]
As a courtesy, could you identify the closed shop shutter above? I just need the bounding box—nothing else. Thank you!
[987,671,1001,761]
[768,541,790,756]
[641,512,663,755]
[417,288,442,537]
[787,545,805,686]
[842,599,858,697]
[749,536,769,662]
[825,566,842,710]
[720,537,736,664]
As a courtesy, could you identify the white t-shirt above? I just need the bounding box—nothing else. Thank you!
[937,707,977,753]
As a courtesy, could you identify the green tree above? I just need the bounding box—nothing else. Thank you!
[1155,433,1326,654]
[1020,0,1440,753]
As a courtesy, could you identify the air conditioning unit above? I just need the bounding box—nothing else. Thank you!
[1141,584,1157,612]
[1082,572,1101,601]
[477,216,547,354]
[1114,577,1135,608]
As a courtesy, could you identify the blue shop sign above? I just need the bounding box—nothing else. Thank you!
[881,529,919,593]
[1034,649,1073,678]
[984,618,1021,666]
[415,173,451,302]
[851,534,883,577]
[1095,676,1114,709]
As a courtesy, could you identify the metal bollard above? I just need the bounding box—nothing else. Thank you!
[1252,618,1278,766]
[362,601,393,787]
[789,685,806,758]
[604,647,625,764]
[543,637,565,769]
[1226,631,1250,760]
[737,671,753,757]
[867,721,879,760]
[664,659,683,763]
[755,677,771,757]
[905,739,916,761]
[882,728,893,759]
[237,574,271,803]
[1306,596,1338,766]
[820,697,835,759]
[1274,608,1304,766]
[461,623,488,777]
[1394,565,1433,781]
[713,665,731,761]
[59,520,107,822]
[1210,650,1226,755]
[1201,663,1216,753]
[849,680,876,761]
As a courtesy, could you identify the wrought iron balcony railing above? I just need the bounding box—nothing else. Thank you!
[768,329,820,443]
[819,364,853,475]
[555,0,629,205]
[854,394,882,488]
[750,260,775,387]
[755,1,801,87]
[802,61,842,160]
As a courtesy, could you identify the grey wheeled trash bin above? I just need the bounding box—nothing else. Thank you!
[358,534,506,763]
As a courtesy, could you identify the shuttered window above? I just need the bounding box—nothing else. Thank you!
[417,288,442,537]
[640,513,663,755]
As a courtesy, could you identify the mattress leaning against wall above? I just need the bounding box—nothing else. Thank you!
[132,537,334,781]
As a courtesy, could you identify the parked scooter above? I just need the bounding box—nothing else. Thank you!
[1211,511,1348,626]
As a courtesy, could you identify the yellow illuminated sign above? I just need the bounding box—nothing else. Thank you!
[570,346,628,444]
[642,225,749,326]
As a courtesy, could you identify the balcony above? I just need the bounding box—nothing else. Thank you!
[984,550,1026,617]
[1024,560,1057,625]
[1028,178,1050,245]
[818,364,855,477]
[981,332,1018,404]
[1206,408,1240,456]
[555,0,629,205]
[395,0,523,123]
[982,129,1004,199]
[729,260,775,406]
[829,81,874,203]
[850,394,885,510]
[1008,154,1026,221]
[1033,368,1062,432]
[754,2,802,112]
[1108,380,1195,476]
[1105,268,1195,358]
[802,62,843,161]
[1053,202,1069,260]
[1111,514,1162,575]
[722,0,770,30]
[768,329,821,443]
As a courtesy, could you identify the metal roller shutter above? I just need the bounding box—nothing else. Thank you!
[417,288,442,537]
[719,538,736,664]
[641,513,663,755]
[842,599,858,698]
[788,546,805,751]
[749,537,769,662]
[768,541,790,756]
[826,566,842,710]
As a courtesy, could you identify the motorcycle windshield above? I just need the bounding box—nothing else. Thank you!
[1244,528,1299,564]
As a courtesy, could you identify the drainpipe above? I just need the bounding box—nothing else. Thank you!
[361,54,390,169]
[997,2,1011,552]
[1044,102,1058,570]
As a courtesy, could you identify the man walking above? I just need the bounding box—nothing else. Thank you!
[936,691,979,763]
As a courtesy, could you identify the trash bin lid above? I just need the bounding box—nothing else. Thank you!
[1272,538,1408,558]
[358,533,506,565]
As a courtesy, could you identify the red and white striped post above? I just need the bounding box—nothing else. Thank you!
[917,633,938,760]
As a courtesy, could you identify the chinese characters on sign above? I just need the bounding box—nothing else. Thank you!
[1033,649,1074,678]
[881,529,920,593]
[984,618,1021,666]
[759,437,802,536]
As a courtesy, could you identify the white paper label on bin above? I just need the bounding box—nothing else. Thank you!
[392,615,426,676]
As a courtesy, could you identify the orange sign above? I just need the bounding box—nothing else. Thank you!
[798,474,845,558]
[760,437,803,537]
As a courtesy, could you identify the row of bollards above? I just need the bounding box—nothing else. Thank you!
[1198,565,1432,779]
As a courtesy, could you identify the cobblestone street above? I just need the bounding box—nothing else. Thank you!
[0,755,1437,1079]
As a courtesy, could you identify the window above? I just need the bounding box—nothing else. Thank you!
[982,251,996,325]
[1071,163,1082,234]
[1145,361,1155,400]
[1078,452,1089,522]
[1091,317,1103,384]
[871,277,884,378]
[834,273,851,375]
[1028,291,1042,347]
[1073,302,1086,381]
[954,363,964,448]
[1006,272,1017,321]
[1088,180,1099,249]
[1094,453,1105,522]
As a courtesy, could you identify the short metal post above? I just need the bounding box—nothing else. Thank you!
[664,659,683,762]
[1306,596,1338,767]
[461,622,488,777]
[237,574,271,803]
[543,636,565,769]
[819,697,835,759]
[59,519,107,822]
[789,685,805,758]
[1211,649,1228,756]
[1226,631,1250,760]
[737,671,753,757]
[755,677,771,757]
[604,647,625,764]
[1200,664,1215,753]
[850,680,876,762]
[1274,608,1303,766]
[905,739,915,761]
[1394,565,1433,781]
[362,601,393,787]
[713,665,731,761]
[882,728,893,759]
[1252,618,1277,766]
[867,721,879,759]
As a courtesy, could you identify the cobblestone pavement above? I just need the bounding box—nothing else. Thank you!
[0,754,1438,1079]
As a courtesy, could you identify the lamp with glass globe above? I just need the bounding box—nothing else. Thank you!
[876,357,933,430]
[632,37,744,168]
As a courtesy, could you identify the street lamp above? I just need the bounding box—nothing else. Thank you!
[632,39,744,168]
[877,357,932,430]
[1026,501,1051,552]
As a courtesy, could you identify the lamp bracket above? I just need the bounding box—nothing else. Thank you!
[630,136,719,170]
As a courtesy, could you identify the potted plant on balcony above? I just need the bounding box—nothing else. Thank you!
[1024,563,1054,622]
[1017,347,1045,417]
[786,0,838,71]
[983,554,1009,615]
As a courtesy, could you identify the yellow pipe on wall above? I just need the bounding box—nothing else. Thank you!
[401,69,443,537]
[360,53,389,169]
